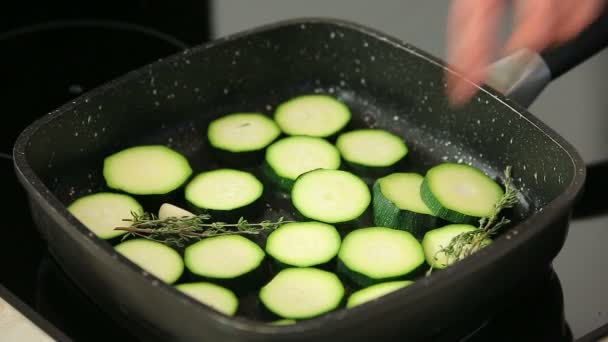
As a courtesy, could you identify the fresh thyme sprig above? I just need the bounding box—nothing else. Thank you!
[114,212,291,247]
[426,166,518,276]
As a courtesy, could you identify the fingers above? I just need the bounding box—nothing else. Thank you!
[504,0,558,54]
[444,0,605,108]
[553,0,604,44]
[503,0,604,53]
[445,0,505,107]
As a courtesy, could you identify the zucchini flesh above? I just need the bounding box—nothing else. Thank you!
[264,136,341,191]
[274,94,351,138]
[337,227,424,287]
[207,113,281,153]
[67,192,143,240]
[336,129,407,169]
[421,163,504,224]
[175,282,239,316]
[291,169,370,224]
[373,173,439,239]
[259,267,344,320]
[346,280,413,308]
[184,235,265,279]
[103,145,192,195]
[185,169,263,211]
[114,239,184,284]
[265,222,341,267]
[421,224,492,269]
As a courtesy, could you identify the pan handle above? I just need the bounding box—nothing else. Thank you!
[485,8,608,221]
[485,7,608,108]
[540,7,608,81]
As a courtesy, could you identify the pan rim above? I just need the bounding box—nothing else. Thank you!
[11,16,586,337]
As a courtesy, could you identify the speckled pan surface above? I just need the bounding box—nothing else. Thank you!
[12,18,585,342]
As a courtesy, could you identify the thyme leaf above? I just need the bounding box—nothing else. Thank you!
[114,211,291,247]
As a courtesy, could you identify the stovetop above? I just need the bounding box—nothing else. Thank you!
[1,154,607,342]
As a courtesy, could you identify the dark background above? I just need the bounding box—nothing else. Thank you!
[0,0,211,325]
[0,1,212,154]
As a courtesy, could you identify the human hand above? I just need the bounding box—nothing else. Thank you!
[445,0,605,107]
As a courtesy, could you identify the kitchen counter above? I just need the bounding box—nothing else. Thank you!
[0,285,67,342]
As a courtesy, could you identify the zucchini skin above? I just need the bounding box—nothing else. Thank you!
[208,142,278,168]
[257,268,346,321]
[186,193,265,223]
[184,262,269,295]
[184,239,270,294]
[337,258,425,288]
[261,159,296,192]
[106,176,193,212]
[372,181,439,240]
[257,291,345,322]
[268,257,338,274]
[185,173,267,223]
[420,177,479,225]
[340,156,407,179]
[290,203,371,232]
[290,169,372,228]
[206,113,281,167]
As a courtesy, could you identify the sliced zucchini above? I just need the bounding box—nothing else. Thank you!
[346,280,413,308]
[158,203,194,220]
[265,222,341,268]
[175,282,239,316]
[208,112,281,153]
[336,129,408,175]
[184,169,263,219]
[103,145,192,195]
[274,94,351,138]
[67,192,143,240]
[373,173,439,239]
[263,136,341,191]
[259,267,344,320]
[421,163,504,224]
[421,224,492,269]
[184,235,265,280]
[270,319,296,325]
[114,239,184,284]
[337,227,425,287]
[291,169,370,224]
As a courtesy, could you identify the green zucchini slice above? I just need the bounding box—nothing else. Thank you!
[67,192,143,240]
[274,94,351,138]
[259,267,344,320]
[184,235,265,280]
[265,222,341,267]
[263,136,341,191]
[337,227,424,287]
[175,282,239,316]
[373,173,439,239]
[103,145,192,196]
[184,169,263,219]
[346,280,413,308]
[114,239,184,284]
[421,163,504,224]
[336,129,407,175]
[291,169,370,224]
[421,224,492,269]
[207,112,281,153]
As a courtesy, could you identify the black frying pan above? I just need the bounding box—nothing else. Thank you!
[11,12,607,341]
